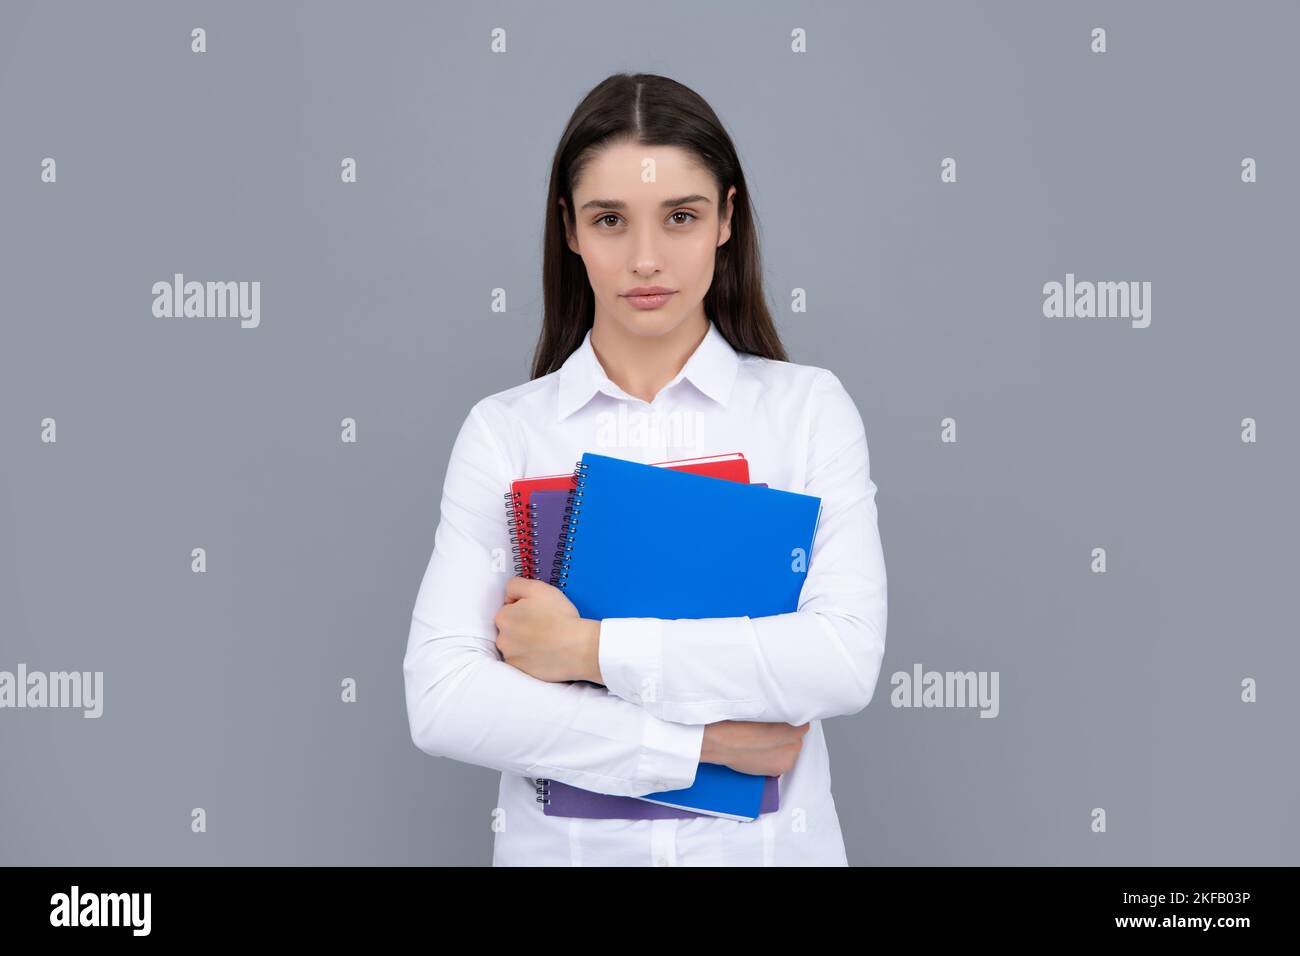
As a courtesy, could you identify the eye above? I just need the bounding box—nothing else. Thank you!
[592,211,698,229]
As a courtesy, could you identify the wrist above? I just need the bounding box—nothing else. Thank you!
[573,618,603,683]
[699,723,717,763]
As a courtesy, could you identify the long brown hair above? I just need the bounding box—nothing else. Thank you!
[530,72,788,380]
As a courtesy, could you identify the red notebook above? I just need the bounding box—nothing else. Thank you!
[504,453,748,578]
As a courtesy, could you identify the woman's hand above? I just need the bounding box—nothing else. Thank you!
[494,576,602,684]
[701,720,810,776]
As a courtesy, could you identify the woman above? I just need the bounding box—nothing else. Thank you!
[403,73,887,866]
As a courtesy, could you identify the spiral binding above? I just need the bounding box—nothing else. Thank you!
[504,490,540,578]
[536,459,588,805]
[548,460,588,589]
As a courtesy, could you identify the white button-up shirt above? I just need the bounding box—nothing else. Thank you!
[403,319,888,866]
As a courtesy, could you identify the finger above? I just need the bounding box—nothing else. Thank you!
[505,575,548,599]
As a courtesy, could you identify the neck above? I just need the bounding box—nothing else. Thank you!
[588,311,710,404]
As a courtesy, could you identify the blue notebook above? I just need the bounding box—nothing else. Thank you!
[553,452,824,821]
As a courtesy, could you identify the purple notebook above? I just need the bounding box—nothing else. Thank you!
[528,484,782,820]
[528,489,570,585]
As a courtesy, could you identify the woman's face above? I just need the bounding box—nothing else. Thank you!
[564,142,736,339]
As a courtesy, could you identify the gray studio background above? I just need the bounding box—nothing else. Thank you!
[1,1,1296,866]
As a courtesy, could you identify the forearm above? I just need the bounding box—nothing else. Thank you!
[597,605,886,726]
[404,615,704,797]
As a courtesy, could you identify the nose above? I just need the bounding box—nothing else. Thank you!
[630,223,663,274]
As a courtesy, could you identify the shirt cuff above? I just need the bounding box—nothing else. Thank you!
[634,707,704,794]
[598,617,665,711]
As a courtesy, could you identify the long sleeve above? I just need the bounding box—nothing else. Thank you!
[596,370,888,727]
[402,400,705,798]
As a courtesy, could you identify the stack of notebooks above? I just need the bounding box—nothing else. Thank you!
[504,452,823,823]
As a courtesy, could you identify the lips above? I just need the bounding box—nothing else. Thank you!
[622,287,677,310]
[621,290,676,308]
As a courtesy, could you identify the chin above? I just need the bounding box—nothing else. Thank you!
[611,306,687,338]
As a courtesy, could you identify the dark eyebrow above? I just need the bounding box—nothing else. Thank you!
[578,194,713,212]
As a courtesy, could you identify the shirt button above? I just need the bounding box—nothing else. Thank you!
[654,856,671,867]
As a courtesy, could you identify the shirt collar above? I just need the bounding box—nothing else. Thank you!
[556,319,741,422]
